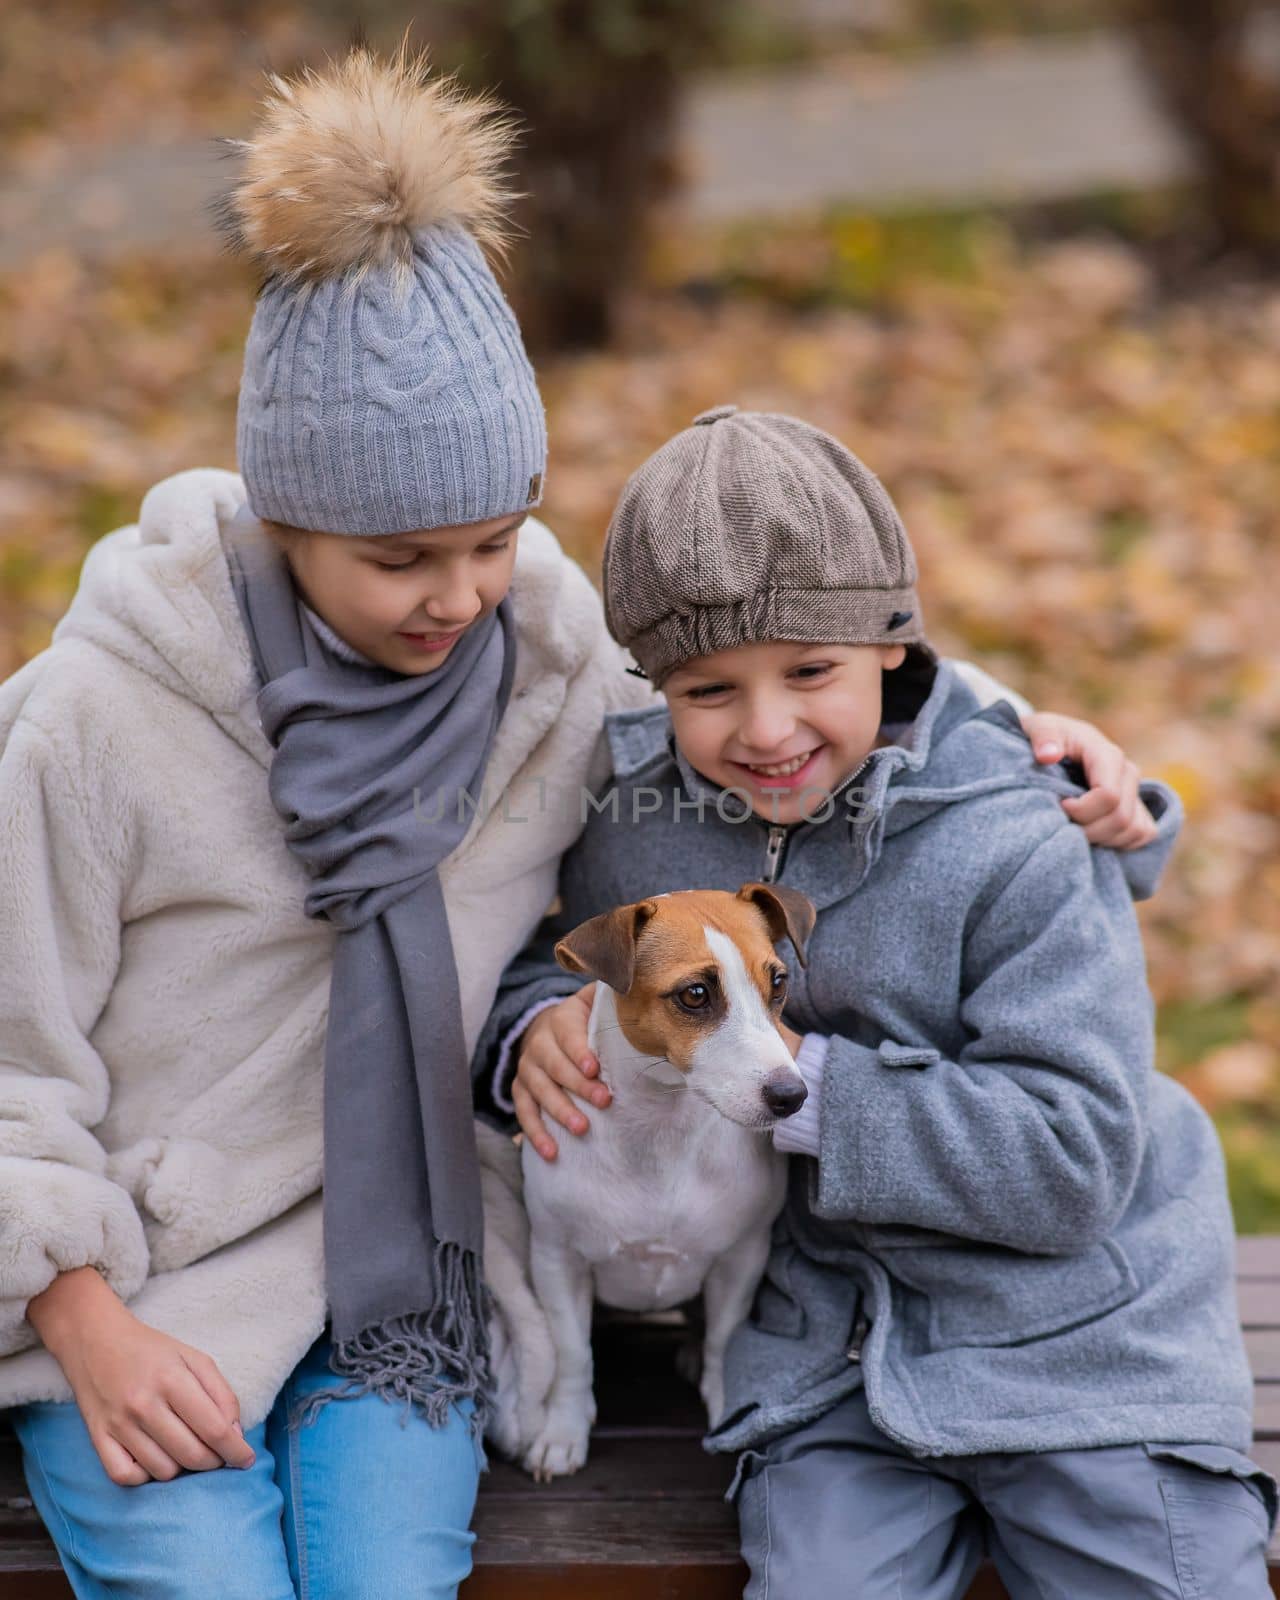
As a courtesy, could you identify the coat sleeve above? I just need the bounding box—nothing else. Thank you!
[0,715,150,1353]
[808,818,1151,1254]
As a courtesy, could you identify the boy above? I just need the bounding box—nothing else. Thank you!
[475,406,1273,1597]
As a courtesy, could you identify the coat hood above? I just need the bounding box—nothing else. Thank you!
[53,469,256,718]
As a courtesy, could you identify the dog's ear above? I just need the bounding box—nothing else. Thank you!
[737,883,817,969]
[554,900,659,994]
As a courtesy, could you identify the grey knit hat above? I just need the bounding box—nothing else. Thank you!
[602,405,930,685]
[214,43,546,535]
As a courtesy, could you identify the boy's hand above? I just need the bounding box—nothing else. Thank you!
[513,983,609,1161]
[1021,711,1158,850]
[26,1266,254,1487]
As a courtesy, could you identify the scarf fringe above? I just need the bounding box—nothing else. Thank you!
[293,1243,492,1439]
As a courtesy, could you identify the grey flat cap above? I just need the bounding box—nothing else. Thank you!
[602,405,930,685]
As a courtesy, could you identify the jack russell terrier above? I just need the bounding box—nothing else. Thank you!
[481,882,816,1480]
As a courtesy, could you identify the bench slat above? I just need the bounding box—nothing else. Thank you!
[1239,1238,1280,1278]
[481,1436,731,1502]
[1248,1330,1280,1380]
[471,1497,741,1566]
[1253,1384,1280,1438]
[1239,1280,1280,1327]
[463,1563,743,1600]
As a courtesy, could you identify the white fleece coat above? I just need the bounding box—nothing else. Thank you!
[0,468,652,1426]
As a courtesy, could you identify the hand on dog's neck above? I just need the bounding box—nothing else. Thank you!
[588,983,687,1095]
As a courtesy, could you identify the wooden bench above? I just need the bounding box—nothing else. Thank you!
[5,1236,1280,1597]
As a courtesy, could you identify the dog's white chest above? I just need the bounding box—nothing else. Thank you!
[594,1239,702,1310]
[590,1142,774,1311]
[524,1092,784,1314]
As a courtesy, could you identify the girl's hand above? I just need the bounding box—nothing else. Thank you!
[1021,711,1158,850]
[26,1266,255,1487]
[513,983,608,1162]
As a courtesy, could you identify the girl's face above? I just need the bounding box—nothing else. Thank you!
[270,512,525,675]
[663,639,907,824]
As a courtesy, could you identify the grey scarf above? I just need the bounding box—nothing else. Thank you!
[222,504,515,1432]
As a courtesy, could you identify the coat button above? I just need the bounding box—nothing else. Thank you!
[693,404,738,426]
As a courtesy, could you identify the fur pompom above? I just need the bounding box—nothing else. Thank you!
[212,38,519,288]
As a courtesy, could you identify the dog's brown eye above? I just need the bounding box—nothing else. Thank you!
[677,984,710,1011]
[770,971,787,1003]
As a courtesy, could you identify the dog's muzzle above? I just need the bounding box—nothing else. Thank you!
[762,1070,808,1119]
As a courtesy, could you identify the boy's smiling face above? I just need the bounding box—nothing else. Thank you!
[267,512,525,675]
[664,639,907,823]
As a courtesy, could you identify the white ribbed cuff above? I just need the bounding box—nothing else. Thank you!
[771,1033,830,1157]
[491,997,566,1115]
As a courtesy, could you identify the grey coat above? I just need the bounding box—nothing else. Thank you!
[473,660,1253,1460]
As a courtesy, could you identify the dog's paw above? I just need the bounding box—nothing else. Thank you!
[523,1413,591,1481]
[516,1397,548,1451]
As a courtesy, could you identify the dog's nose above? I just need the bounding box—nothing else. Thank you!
[762,1071,808,1118]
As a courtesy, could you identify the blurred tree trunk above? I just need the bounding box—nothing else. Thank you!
[487,36,681,352]
[1126,0,1280,260]
[441,1,733,351]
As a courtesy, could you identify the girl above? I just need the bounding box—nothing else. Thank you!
[0,41,1155,1600]
[0,43,639,1600]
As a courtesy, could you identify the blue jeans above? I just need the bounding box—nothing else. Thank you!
[11,1333,484,1600]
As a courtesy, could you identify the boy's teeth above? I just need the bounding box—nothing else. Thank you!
[749,752,811,777]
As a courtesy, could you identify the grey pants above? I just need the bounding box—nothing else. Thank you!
[732,1391,1275,1599]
